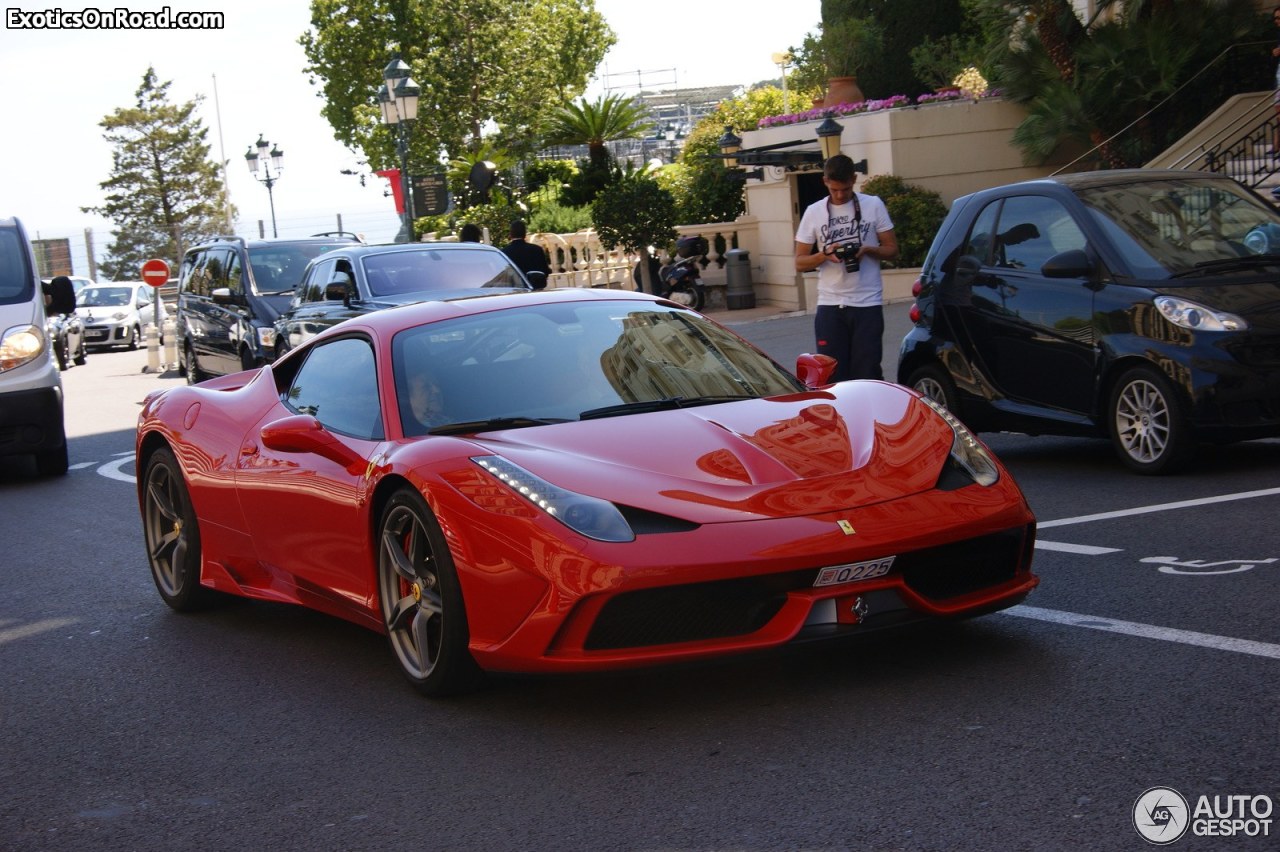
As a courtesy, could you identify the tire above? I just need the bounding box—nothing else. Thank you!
[907,363,961,414]
[377,489,483,696]
[1108,365,1194,475]
[35,442,69,476]
[142,447,217,610]
[184,344,207,385]
[239,346,257,372]
[73,338,87,366]
[55,337,69,371]
[127,324,140,350]
[665,283,705,311]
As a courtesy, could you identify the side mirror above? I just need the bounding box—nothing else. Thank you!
[795,353,837,388]
[1041,249,1093,278]
[524,270,547,291]
[260,414,364,473]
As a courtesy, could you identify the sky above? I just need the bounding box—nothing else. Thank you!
[0,1,821,277]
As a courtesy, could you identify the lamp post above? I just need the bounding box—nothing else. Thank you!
[244,134,283,237]
[771,52,793,114]
[379,56,421,243]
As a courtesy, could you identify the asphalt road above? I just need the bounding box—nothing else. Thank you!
[3,315,1279,851]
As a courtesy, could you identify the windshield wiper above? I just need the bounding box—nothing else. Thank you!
[578,395,754,421]
[427,416,569,435]
[1169,254,1280,278]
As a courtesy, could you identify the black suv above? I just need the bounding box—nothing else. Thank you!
[176,232,360,382]
[273,241,531,357]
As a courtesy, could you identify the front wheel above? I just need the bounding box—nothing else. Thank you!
[377,489,483,696]
[906,363,961,414]
[1108,365,1194,475]
[142,447,218,610]
[72,337,87,366]
[184,344,207,385]
[55,337,69,371]
[127,324,140,350]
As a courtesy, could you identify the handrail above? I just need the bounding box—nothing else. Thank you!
[1051,40,1271,175]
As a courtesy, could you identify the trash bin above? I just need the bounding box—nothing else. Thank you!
[724,249,755,310]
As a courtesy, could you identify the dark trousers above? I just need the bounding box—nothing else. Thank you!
[814,304,884,382]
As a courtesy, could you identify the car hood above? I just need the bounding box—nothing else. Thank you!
[463,380,957,524]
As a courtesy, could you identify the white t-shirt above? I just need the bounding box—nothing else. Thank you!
[795,193,894,307]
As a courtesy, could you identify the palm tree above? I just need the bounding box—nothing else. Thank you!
[544,94,652,169]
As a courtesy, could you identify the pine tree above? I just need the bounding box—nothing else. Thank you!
[85,67,231,280]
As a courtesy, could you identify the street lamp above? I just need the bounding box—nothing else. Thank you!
[816,112,845,162]
[771,52,793,114]
[245,134,284,237]
[380,56,421,243]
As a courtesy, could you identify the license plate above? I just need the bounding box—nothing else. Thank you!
[813,556,895,588]
[86,330,107,340]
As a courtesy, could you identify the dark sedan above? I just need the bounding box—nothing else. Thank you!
[273,242,532,358]
[898,169,1280,474]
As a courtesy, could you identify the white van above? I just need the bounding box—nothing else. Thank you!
[0,216,70,475]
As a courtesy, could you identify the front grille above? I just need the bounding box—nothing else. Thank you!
[585,573,805,651]
[897,528,1029,601]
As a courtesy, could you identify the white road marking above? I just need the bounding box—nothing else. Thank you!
[1034,540,1122,555]
[1003,605,1280,661]
[97,452,136,484]
[69,462,95,470]
[1038,486,1280,528]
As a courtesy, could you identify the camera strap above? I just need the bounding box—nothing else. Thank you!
[825,194,863,248]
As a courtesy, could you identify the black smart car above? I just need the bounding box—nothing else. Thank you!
[898,169,1280,474]
[272,241,532,358]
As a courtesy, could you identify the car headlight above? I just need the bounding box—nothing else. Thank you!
[0,324,46,373]
[1154,296,1246,331]
[472,455,635,542]
[917,395,999,487]
[256,326,276,349]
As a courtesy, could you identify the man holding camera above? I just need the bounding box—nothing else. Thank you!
[795,153,899,382]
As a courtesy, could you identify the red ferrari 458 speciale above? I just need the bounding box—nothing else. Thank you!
[137,288,1037,695]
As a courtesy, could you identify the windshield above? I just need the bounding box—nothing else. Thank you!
[362,247,526,297]
[1077,177,1280,278]
[392,302,803,435]
[0,227,34,305]
[78,286,132,308]
[249,242,350,294]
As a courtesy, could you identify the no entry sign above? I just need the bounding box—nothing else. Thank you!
[141,258,170,287]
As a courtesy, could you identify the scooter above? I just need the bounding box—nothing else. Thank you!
[633,236,707,311]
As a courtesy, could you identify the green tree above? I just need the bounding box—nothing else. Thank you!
[860,175,947,266]
[592,175,678,294]
[84,67,231,280]
[544,93,652,206]
[300,0,613,176]
[991,0,1266,167]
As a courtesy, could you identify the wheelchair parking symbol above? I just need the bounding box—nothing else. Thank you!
[1140,556,1277,576]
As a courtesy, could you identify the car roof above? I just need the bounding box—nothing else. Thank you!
[959,168,1244,203]
[186,233,363,253]
[310,241,512,260]
[318,286,665,339]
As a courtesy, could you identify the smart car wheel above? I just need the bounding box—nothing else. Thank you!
[907,364,960,414]
[377,489,482,696]
[142,447,217,610]
[1108,365,1193,475]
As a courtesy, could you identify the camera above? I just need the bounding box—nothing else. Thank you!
[830,239,862,272]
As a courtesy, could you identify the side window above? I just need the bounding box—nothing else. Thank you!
[963,201,1001,266]
[303,258,336,303]
[995,195,1088,272]
[225,250,245,297]
[203,248,231,294]
[137,286,152,307]
[284,336,383,441]
[179,251,204,297]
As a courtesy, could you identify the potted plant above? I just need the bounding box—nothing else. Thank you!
[819,16,883,106]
